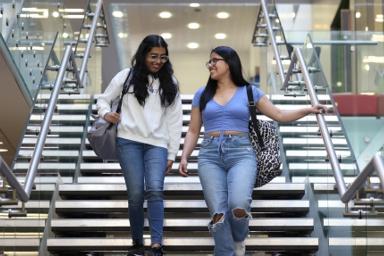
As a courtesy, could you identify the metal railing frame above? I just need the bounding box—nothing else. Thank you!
[294,47,384,203]
[0,0,105,202]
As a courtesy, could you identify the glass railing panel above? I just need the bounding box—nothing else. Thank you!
[302,33,379,256]
[285,30,384,94]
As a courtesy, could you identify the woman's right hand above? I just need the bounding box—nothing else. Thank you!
[103,112,120,124]
[178,158,189,177]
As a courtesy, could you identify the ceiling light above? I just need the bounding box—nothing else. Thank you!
[52,11,60,18]
[363,56,384,64]
[355,11,361,19]
[375,14,383,23]
[0,141,3,145]
[371,34,384,42]
[187,42,199,49]
[160,32,172,39]
[62,32,69,39]
[58,8,84,13]
[159,11,172,19]
[118,32,128,38]
[214,33,226,40]
[0,149,8,152]
[112,11,124,18]
[364,64,370,71]
[190,3,200,8]
[62,14,84,19]
[216,12,230,19]
[187,22,200,29]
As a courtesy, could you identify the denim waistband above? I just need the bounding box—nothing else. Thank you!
[203,132,248,139]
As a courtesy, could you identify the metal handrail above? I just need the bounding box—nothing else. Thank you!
[294,47,348,199]
[0,45,74,202]
[260,0,285,85]
[295,47,384,203]
[78,0,103,83]
[342,152,384,202]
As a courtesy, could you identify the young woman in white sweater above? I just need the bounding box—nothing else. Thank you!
[97,34,183,256]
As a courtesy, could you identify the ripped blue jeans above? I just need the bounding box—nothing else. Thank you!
[198,133,257,256]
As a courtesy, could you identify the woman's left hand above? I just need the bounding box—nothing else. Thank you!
[165,160,173,175]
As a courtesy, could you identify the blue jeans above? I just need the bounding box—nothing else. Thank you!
[198,134,257,256]
[116,137,167,245]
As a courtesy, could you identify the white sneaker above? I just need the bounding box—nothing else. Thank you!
[234,241,245,256]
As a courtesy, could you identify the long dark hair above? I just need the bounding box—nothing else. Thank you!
[129,34,178,107]
[199,46,249,111]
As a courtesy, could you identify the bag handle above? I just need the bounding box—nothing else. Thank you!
[246,84,265,149]
[116,69,132,114]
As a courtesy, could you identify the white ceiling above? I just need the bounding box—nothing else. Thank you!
[108,1,340,66]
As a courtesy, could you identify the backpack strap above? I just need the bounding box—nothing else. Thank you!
[246,84,265,149]
[116,69,132,113]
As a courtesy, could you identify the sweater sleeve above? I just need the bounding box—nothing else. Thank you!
[165,92,183,161]
[96,68,130,118]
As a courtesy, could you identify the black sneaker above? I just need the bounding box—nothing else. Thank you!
[127,244,145,256]
[150,246,164,256]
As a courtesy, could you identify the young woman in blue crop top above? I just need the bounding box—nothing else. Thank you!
[179,46,327,256]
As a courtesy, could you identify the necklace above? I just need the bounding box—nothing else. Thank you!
[147,77,159,93]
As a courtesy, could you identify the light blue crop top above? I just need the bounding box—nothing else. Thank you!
[192,85,265,133]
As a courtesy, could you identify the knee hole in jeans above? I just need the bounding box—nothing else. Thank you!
[211,213,224,224]
[232,208,248,219]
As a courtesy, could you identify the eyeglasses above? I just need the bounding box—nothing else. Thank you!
[148,54,169,63]
[206,58,225,68]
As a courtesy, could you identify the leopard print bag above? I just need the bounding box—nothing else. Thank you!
[247,85,282,187]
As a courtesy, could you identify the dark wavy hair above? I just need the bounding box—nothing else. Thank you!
[129,34,178,107]
[199,46,249,111]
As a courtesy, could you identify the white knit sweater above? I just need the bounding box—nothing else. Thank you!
[97,68,183,161]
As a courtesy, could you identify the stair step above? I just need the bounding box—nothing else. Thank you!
[47,237,318,251]
[0,238,40,251]
[26,125,84,135]
[329,238,384,249]
[58,183,304,198]
[0,219,45,232]
[51,217,313,232]
[324,218,384,230]
[55,200,309,213]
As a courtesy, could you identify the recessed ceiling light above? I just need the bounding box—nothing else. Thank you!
[159,11,172,19]
[355,11,361,19]
[375,14,383,22]
[214,33,227,40]
[118,32,128,38]
[62,14,84,19]
[216,12,230,19]
[112,11,124,18]
[187,22,200,29]
[58,8,84,13]
[187,42,199,49]
[52,11,60,18]
[62,32,69,39]
[161,32,172,39]
[190,3,200,8]
[0,149,8,152]
[0,141,3,145]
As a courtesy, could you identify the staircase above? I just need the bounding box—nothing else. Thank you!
[1,0,384,255]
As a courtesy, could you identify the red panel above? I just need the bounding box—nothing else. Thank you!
[333,93,378,116]
[378,94,384,116]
